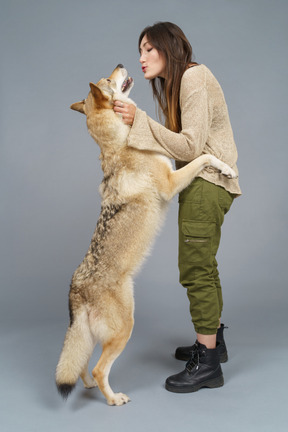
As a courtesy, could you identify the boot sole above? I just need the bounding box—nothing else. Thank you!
[165,374,224,393]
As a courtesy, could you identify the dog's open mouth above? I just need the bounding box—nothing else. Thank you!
[121,76,133,93]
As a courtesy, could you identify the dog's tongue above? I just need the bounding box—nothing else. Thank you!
[121,77,133,92]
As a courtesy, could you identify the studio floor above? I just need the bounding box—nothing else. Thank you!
[1,317,287,432]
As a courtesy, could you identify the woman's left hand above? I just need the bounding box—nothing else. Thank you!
[113,101,136,126]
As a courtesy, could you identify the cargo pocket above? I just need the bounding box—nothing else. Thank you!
[180,220,216,264]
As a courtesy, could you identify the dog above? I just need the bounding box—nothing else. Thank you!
[55,64,237,406]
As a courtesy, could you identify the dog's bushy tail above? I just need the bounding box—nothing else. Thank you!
[55,308,94,399]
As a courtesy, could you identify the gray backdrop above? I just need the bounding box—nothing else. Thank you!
[1,1,287,431]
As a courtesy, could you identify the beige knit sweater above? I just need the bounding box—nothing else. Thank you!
[127,64,241,196]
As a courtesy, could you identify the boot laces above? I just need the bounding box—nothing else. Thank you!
[185,343,200,373]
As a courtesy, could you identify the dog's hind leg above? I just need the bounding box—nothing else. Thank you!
[92,325,133,406]
[80,359,98,389]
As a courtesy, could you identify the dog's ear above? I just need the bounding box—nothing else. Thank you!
[89,83,104,100]
[70,101,85,114]
[89,83,103,99]
[89,82,111,108]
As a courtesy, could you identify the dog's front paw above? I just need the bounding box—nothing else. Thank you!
[220,165,238,179]
[108,392,131,406]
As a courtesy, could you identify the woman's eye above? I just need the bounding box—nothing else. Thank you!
[147,48,153,52]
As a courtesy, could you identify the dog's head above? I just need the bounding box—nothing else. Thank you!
[70,64,134,115]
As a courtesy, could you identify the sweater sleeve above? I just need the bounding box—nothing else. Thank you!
[127,67,210,162]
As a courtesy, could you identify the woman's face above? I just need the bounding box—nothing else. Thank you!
[139,35,166,79]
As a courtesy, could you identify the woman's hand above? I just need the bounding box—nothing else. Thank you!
[113,101,136,126]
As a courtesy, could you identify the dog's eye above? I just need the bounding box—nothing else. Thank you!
[106,79,111,82]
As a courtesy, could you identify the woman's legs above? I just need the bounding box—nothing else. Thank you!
[165,178,233,393]
[178,178,233,337]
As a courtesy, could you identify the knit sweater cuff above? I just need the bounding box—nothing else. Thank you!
[127,108,174,158]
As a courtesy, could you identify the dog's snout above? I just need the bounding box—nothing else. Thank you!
[116,64,124,69]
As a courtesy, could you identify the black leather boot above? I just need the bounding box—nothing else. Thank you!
[216,323,228,362]
[175,324,228,363]
[165,342,224,393]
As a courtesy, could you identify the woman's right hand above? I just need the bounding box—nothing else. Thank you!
[113,101,136,126]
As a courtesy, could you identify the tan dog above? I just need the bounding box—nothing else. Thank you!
[55,64,237,406]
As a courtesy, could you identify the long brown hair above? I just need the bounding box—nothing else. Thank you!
[138,22,194,132]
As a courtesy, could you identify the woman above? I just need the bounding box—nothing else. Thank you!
[114,22,241,393]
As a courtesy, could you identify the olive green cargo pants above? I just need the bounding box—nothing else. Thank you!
[178,177,234,335]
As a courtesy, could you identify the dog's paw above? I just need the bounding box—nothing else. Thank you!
[108,392,131,406]
[220,165,238,179]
